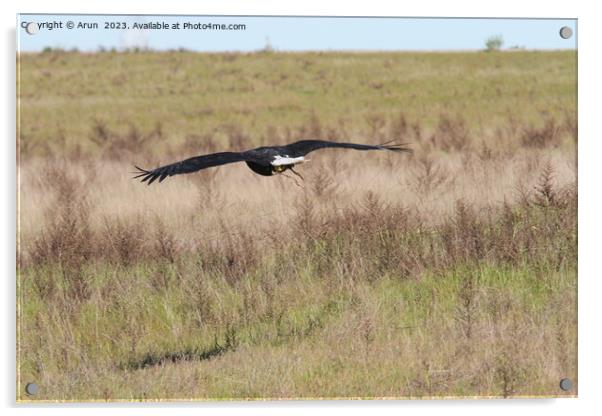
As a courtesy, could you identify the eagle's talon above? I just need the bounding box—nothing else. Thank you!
[281,172,303,188]
[290,167,304,181]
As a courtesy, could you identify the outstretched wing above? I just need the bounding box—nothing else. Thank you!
[281,140,412,158]
[134,152,248,185]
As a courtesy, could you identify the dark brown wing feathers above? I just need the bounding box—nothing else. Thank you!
[134,140,411,185]
[133,152,248,185]
[281,140,412,158]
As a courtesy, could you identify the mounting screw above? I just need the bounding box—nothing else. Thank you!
[25,22,39,35]
[559,26,573,40]
[25,382,38,396]
[559,378,573,391]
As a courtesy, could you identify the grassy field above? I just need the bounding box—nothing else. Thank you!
[17,50,577,401]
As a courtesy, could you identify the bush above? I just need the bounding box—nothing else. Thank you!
[485,35,504,52]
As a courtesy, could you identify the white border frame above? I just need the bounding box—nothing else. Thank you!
[4,1,600,415]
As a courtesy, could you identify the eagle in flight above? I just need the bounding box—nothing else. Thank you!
[134,139,411,185]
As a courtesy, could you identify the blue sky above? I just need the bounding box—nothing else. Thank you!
[17,15,577,52]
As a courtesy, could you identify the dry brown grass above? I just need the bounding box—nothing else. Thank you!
[19,128,575,261]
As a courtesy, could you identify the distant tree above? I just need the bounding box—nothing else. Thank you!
[261,37,275,53]
[485,35,504,52]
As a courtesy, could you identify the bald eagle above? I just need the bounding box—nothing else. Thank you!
[134,139,411,185]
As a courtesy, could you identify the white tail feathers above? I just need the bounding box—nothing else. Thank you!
[270,155,306,166]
